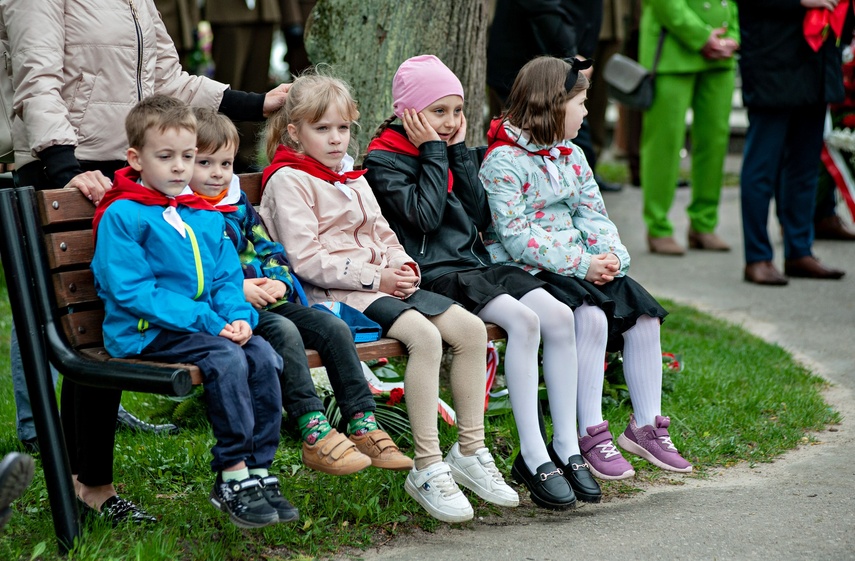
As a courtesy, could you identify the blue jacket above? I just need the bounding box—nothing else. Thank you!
[92,198,255,357]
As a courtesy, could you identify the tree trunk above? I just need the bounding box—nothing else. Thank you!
[304,0,488,160]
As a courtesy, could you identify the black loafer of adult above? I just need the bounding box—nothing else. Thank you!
[79,495,157,526]
[511,454,576,510]
[547,443,602,504]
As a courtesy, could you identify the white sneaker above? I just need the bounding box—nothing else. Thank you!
[444,443,519,507]
[404,461,473,523]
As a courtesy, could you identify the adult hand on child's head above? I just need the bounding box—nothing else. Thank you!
[379,267,419,299]
[262,83,292,117]
[801,0,839,8]
[244,278,278,309]
[65,170,112,206]
[449,113,467,146]
[402,109,441,147]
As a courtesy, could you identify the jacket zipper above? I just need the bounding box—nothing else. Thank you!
[419,235,427,256]
[128,0,143,101]
[352,190,377,263]
[470,224,487,266]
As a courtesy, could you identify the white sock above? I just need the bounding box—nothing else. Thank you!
[622,315,663,427]
[519,289,580,460]
[574,303,609,437]
[479,294,551,473]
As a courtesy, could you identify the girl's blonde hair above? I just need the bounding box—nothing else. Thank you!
[503,56,590,146]
[263,67,361,162]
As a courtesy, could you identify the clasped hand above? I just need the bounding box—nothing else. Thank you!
[243,278,288,309]
[379,267,419,299]
[219,320,252,346]
[585,253,620,286]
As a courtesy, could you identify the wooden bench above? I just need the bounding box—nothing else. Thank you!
[32,172,505,384]
[1,173,505,551]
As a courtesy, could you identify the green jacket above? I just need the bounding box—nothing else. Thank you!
[640,0,739,74]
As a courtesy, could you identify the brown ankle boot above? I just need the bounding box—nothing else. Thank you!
[647,235,685,255]
[688,229,731,251]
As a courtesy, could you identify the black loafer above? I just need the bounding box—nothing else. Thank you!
[79,495,157,526]
[547,443,602,504]
[511,454,576,510]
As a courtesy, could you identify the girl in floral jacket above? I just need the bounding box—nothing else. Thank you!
[480,56,693,477]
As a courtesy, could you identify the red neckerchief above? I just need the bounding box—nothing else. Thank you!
[366,126,453,193]
[804,1,851,52]
[92,166,227,242]
[485,118,573,160]
[261,145,367,195]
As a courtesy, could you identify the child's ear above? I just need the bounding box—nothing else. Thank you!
[287,123,300,144]
[127,148,143,172]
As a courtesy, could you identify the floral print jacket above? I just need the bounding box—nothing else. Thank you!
[479,123,630,280]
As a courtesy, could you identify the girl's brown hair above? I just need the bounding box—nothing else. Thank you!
[262,66,360,162]
[502,56,590,146]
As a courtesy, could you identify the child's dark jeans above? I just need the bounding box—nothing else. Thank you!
[141,329,283,472]
[256,305,376,420]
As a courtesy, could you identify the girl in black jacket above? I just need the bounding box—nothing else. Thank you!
[364,55,602,509]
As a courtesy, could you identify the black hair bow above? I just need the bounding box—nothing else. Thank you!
[564,58,594,91]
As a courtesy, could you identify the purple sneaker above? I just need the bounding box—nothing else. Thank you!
[579,421,635,480]
[617,414,692,473]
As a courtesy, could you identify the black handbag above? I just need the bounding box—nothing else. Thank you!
[603,29,666,111]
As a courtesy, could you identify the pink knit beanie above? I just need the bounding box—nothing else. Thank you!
[392,55,464,119]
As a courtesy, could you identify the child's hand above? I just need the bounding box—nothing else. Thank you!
[220,320,252,346]
[379,267,419,298]
[260,279,288,301]
[402,108,440,147]
[585,253,618,285]
[244,278,277,309]
[449,113,467,145]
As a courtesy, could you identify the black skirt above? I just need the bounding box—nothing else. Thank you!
[363,288,458,335]
[535,271,668,352]
[425,265,547,314]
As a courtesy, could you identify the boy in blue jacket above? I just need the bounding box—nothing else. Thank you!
[188,107,412,475]
[91,95,296,529]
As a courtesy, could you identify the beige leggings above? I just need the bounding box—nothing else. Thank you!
[387,305,487,470]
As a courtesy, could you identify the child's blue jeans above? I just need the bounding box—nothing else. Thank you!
[141,329,283,473]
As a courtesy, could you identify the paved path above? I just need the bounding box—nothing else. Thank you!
[344,186,855,561]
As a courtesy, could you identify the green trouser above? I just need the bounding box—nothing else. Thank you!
[640,69,734,238]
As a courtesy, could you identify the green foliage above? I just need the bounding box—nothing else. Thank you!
[0,271,839,559]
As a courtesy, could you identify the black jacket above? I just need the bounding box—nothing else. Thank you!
[738,0,844,109]
[363,128,491,285]
[487,0,603,99]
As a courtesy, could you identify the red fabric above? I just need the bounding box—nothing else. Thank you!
[261,145,367,196]
[366,127,453,192]
[92,167,226,242]
[804,2,851,52]
[821,145,855,218]
[484,118,573,160]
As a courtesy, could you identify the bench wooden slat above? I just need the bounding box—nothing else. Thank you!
[44,230,94,269]
[53,270,98,307]
[241,172,262,206]
[61,309,105,348]
[36,188,95,226]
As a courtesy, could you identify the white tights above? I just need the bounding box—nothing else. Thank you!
[478,289,579,473]
[575,303,663,434]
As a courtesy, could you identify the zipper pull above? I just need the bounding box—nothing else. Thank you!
[128,0,139,19]
[419,235,427,256]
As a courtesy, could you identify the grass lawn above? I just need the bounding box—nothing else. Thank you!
[0,270,839,560]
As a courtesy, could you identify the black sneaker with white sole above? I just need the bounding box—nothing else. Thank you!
[252,475,299,523]
[209,474,278,528]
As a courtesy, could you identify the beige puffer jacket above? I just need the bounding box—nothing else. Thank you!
[2,0,227,167]
[259,166,419,312]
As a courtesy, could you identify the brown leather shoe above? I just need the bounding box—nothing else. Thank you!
[302,429,372,475]
[814,216,855,241]
[688,229,731,251]
[647,235,686,255]
[349,429,413,471]
[784,255,845,279]
[744,261,789,286]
